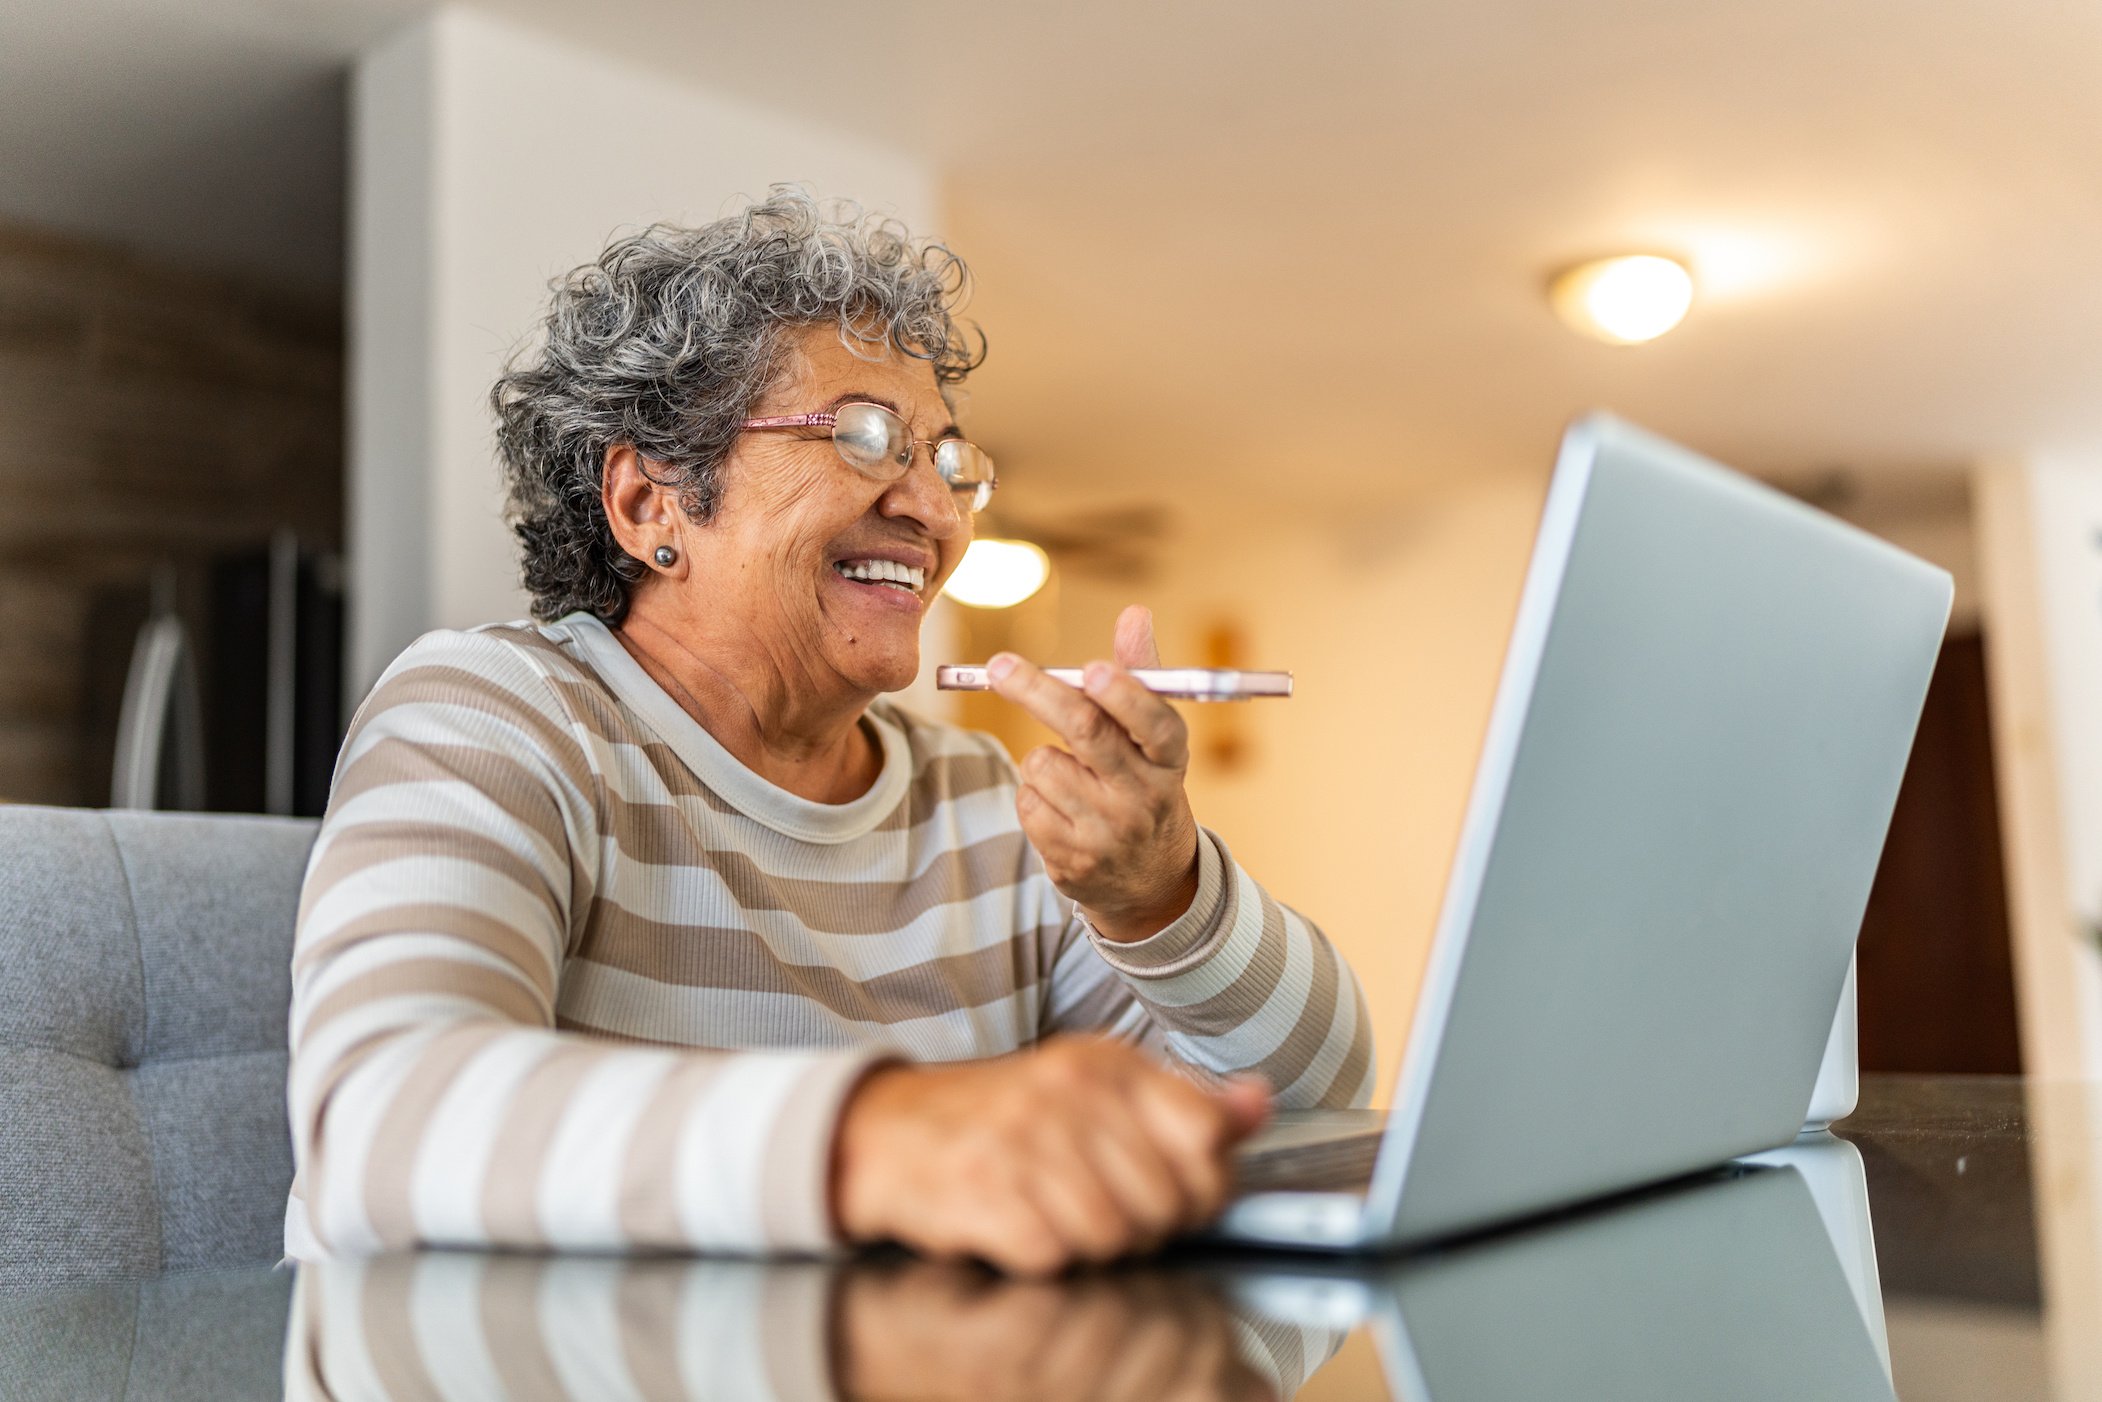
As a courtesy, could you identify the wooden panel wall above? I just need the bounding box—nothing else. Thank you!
[0,224,342,805]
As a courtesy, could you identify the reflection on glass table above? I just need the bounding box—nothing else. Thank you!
[285,1250,1326,1402]
[279,1137,1889,1402]
[1227,1132,1890,1402]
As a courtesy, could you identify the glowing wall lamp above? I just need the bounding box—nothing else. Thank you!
[1550,254,1696,345]
[942,538,1050,609]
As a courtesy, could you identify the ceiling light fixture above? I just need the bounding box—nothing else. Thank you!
[1549,254,1696,345]
[942,538,1050,609]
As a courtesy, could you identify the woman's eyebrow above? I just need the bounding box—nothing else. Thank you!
[822,391,962,439]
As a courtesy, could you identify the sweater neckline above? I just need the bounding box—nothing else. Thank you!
[556,611,910,845]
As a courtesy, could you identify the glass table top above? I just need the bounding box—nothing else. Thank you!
[2,1075,2088,1401]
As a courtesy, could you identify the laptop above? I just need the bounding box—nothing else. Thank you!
[1215,413,1951,1251]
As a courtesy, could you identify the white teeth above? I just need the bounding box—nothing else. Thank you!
[834,559,926,594]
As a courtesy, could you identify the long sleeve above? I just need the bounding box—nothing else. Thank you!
[285,633,885,1259]
[1041,829,1375,1109]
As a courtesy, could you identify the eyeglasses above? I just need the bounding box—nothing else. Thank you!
[738,401,998,513]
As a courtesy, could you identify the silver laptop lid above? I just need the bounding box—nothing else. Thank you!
[1365,414,1950,1243]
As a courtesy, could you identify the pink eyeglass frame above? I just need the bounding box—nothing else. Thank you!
[737,407,976,460]
[737,402,997,505]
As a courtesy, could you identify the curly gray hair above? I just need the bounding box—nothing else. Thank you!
[490,187,985,623]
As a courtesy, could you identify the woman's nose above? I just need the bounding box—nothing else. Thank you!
[880,450,964,535]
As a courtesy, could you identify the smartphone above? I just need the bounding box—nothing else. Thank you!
[935,665,1293,701]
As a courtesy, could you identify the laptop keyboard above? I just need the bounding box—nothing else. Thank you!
[1233,1110,1387,1193]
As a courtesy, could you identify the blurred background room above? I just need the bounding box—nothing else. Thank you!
[2,1,2101,1387]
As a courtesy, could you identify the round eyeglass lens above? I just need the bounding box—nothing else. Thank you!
[831,403,911,474]
[936,440,997,512]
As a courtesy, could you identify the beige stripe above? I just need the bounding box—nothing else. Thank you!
[1252,926,1344,1094]
[297,1034,392,1251]
[360,1024,505,1245]
[302,822,560,915]
[358,1255,449,1402]
[585,750,1012,866]
[573,917,1037,1021]
[1320,983,1375,1108]
[613,1265,689,1399]
[479,1047,599,1244]
[616,1056,725,1244]
[757,1054,885,1246]
[330,736,574,857]
[648,830,1032,935]
[297,956,550,1052]
[294,903,559,1006]
[892,751,1015,829]
[1114,883,1292,1037]
[477,1257,573,1402]
[361,663,595,792]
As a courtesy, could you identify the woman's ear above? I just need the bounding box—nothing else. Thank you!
[602,445,684,572]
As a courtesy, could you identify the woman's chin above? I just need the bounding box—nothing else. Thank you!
[830,648,921,698]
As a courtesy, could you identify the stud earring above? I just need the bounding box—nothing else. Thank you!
[653,546,676,567]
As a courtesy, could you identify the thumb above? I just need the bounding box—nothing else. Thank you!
[1215,1074,1273,1142]
[1114,604,1162,671]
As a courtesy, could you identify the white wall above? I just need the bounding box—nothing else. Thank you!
[348,6,939,693]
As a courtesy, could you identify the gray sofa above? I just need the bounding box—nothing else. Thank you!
[0,806,319,1292]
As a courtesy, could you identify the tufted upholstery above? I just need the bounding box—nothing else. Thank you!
[0,806,318,1290]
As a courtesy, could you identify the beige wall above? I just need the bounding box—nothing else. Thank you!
[954,471,1549,1103]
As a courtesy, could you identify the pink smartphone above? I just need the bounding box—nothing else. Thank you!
[935,665,1293,701]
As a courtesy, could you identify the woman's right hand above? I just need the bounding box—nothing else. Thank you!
[831,1036,1272,1275]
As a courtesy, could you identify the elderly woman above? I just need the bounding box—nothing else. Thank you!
[285,189,1371,1275]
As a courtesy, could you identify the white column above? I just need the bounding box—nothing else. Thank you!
[1975,458,2102,1079]
[347,7,939,695]
[1975,457,2102,1402]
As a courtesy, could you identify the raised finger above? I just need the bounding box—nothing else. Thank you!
[988,654,1142,774]
[1081,662,1190,770]
[1113,605,1163,671]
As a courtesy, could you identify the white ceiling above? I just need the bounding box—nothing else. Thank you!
[5,0,2100,503]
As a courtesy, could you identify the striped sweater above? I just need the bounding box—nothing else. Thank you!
[284,612,1372,1259]
[284,1253,1343,1401]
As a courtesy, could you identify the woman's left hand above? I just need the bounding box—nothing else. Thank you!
[987,605,1201,943]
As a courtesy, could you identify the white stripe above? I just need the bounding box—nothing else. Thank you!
[302,856,562,960]
[328,779,568,870]
[406,1254,510,1402]
[411,1032,557,1244]
[538,1259,649,1402]
[303,1027,439,1254]
[1105,856,1269,1007]
[678,1264,785,1401]
[535,1053,677,1248]
[675,1055,830,1250]
[295,1262,392,1402]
